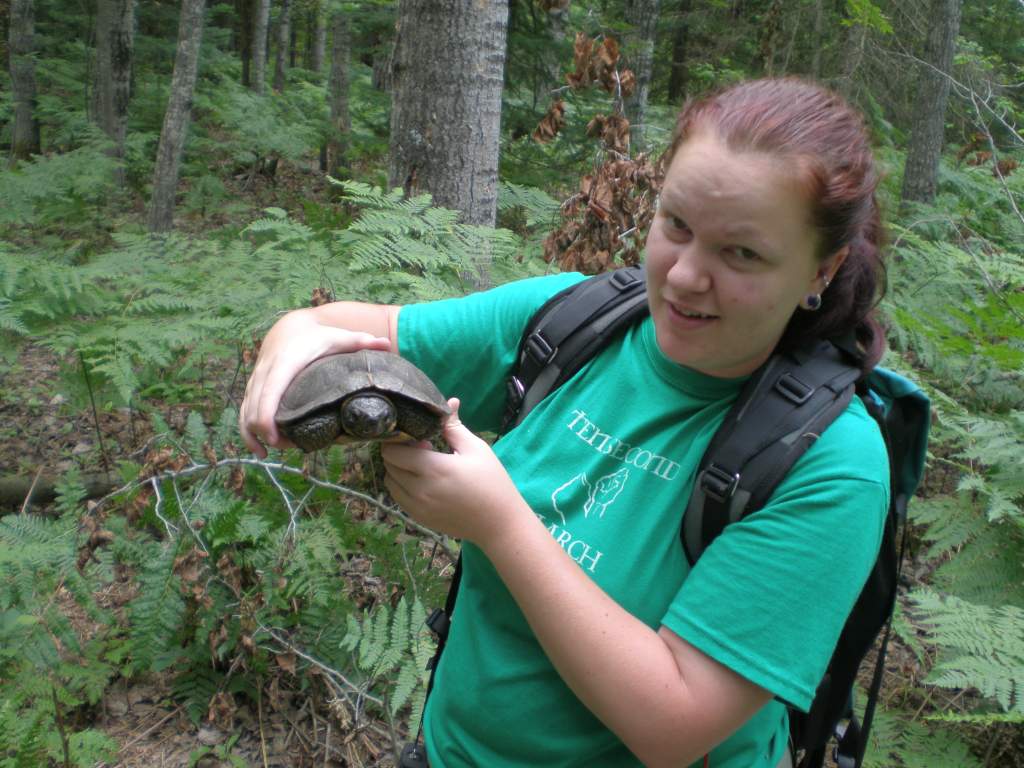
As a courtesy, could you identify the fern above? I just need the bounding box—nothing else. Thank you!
[341,596,434,724]
[909,590,1024,713]
[862,704,983,767]
[498,181,561,229]
[126,542,186,673]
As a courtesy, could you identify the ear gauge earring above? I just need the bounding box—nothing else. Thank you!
[804,293,823,311]
[803,274,830,311]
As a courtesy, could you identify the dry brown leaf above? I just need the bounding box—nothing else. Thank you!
[566,32,594,89]
[276,651,297,674]
[532,99,566,143]
[311,287,334,307]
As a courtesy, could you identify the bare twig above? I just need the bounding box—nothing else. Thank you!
[149,477,178,536]
[92,456,456,562]
[19,467,43,515]
[256,622,381,708]
[118,707,183,752]
[78,351,112,474]
[968,89,1024,231]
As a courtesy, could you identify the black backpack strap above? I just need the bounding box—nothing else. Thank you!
[501,265,648,432]
[682,340,861,564]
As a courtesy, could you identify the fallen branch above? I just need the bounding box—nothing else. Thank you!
[88,456,457,563]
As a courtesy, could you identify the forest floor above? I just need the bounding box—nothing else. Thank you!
[1,342,407,767]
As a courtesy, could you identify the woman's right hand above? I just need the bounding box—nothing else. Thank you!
[239,307,393,457]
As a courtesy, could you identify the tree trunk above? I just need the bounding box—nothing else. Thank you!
[272,0,291,91]
[147,0,207,232]
[388,0,508,231]
[325,9,351,174]
[810,0,823,79]
[901,0,962,206]
[533,0,568,109]
[623,0,660,147]
[93,0,135,187]
[667,0,691,104]
[837,13,867,101]
[757,0,783,76]
[288,16,296,67]
[8,0,41,165]
[312,6,326,73]
[237,0,253,86]
[251,0,270,93]
[306,3,325,72]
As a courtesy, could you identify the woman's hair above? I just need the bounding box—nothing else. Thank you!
[661,77,887,368]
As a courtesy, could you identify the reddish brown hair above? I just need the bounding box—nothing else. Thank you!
[662,77,887,368]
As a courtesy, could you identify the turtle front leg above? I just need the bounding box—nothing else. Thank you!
[281,409,344,452]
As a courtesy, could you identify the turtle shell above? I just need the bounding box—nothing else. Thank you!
[275,350,451,449]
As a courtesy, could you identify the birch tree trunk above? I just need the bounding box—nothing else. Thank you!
[325,8,350,174]
[251,0,270,93]
[623,0,660,147]
[8,0,41,165]
[93,0,135,186]
[388,0,508,230]
[147,0,207,232]
[272,0,291,91]
[901,0,962,205]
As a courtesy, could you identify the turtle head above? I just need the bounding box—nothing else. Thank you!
[340,394,398,440]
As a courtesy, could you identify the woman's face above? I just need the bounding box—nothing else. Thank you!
[645,130,845,378]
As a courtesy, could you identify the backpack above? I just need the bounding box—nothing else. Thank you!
[403,265,930,768]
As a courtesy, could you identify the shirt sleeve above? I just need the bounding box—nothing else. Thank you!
[397,272,586,434]
[660,399,890,711]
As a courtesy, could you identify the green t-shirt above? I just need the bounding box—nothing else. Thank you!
[398,273,889,768]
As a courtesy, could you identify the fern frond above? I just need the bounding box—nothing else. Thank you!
[909,589,1024,712]
[126,543,186,673]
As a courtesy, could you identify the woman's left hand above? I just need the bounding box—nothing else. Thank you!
[381,399,526,546]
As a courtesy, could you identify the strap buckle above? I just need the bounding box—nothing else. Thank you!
[524,331,555,365]
[775,372,814,404]
[610,269,641,290]
[700,464,740,503]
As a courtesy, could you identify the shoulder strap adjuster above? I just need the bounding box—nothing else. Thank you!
[700,463,740,503]
[775,372,814,404]
[524,331,556,365]
[610,268,642,290]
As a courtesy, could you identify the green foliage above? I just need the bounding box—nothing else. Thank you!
[863,704,982,768]
[0,134,120,250]
[843,0,894,35]
[0,471,120,767]
[909,590,1024,714]
[340,596,434,728]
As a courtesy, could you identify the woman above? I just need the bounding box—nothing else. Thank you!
[240,78,890,768]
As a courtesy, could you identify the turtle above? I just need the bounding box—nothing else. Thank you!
[275,350,451,452]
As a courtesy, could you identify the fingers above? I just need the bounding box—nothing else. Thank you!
[380,441,438,476]
[440,399,483,454]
